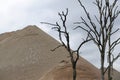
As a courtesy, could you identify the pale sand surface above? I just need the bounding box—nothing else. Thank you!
[39,57,102,80]
[0,25,119,80]
[0,25,68,80]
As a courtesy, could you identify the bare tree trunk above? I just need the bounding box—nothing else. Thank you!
[73,67,77,80]
[101,54,105,80]
[101,65,104,80]
[108,29,112,80]
[108,60,112,80]
[72,62,77,80]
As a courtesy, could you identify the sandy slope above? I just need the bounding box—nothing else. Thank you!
[39,56,102,80]
[0,25,118,80]
[0,25,68,80]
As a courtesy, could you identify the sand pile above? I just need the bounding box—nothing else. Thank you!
[0,25,118,80]
[0,25,68,80]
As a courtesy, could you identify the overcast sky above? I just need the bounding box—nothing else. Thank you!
[0,0,120,71]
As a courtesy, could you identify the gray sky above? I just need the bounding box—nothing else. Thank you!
[0,0,120,71]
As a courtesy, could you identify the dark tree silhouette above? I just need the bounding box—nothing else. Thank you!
[41,9,92,80]
[77,0,120,80]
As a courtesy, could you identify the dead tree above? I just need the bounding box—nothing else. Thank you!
[77,0,120,80]
[41,9,92,80]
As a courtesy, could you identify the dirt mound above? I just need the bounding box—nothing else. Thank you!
[0,25,110,80]
[0,25,68,80]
